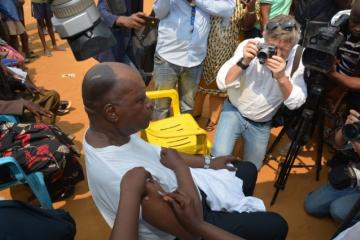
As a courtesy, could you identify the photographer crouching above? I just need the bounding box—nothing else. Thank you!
[304,109,360,223]
[212,15,307,169]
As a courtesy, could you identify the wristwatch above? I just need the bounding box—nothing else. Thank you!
[203,155,213,169]
[236,57,249,70]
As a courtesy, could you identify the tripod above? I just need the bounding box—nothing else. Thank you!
[265,71,327,205]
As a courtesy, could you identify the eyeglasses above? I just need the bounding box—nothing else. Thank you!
[266,21,297,32]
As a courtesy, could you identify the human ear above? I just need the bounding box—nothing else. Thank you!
[103,103,119,122]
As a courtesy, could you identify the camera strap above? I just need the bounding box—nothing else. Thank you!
[290,45,304,78]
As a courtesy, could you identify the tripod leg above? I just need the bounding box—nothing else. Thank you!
[315,109,325,181]
[271,140,302,206]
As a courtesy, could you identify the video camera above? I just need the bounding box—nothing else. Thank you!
[302,14,350,73]
[49,0,116,61]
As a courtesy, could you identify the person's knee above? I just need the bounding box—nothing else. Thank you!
[304,192,329,217]
[330,201,347,223]
[265,212,289,240]
[37,20,45,28]
[234,161,257,196]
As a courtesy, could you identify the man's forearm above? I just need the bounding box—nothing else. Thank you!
[329,71,360,90]
[172,163,203,218]
[243,2,257,30]
[260,4,271,31]
[110,191,141,240]
[276,75,293,99]
[225,64,245,85]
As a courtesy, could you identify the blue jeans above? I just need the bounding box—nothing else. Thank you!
[152,52,203,119]
[211,99,272,169]
[304,183,360,223]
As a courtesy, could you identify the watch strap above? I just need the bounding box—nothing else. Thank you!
[237,57,249,70]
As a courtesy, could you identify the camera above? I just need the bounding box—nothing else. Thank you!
[343,121,360,142]
[257,43,277,64]
[50,0,116,61]
[302,14,350,73]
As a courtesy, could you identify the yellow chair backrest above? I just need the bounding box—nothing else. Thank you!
[141,89,211,154]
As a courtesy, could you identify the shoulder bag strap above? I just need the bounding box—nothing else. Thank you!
[290,45,304,78]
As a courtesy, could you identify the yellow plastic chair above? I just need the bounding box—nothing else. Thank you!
[141,89,211,154]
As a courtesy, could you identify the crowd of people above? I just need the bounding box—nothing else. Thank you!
[0,0,360,239]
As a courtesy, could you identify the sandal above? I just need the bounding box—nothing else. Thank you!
[57,100,71,115]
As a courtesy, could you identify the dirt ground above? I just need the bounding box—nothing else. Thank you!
[0,1,340,239]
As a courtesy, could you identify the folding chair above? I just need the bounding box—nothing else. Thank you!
[141,89,211,154]
[0,156,52,209]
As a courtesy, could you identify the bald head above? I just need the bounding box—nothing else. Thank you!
[82,62,142,111]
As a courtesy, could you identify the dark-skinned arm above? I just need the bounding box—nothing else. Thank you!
[165,191,245,240]
[242,0,257,30]
[259,3,271,32]
[110,167,149,240]
[110,167,195,240]
[328,71,360,90]
[160,148,203,220]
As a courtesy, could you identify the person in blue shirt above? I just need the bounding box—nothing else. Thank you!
[152,0,236,120]
[96,0,145,65]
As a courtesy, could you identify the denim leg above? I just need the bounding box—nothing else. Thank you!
[330,192,360,223]
[211,100,246,157]
[242,121,271,170]
[178,64,203,113]
[153,53,180,119]
[304,183,359,218]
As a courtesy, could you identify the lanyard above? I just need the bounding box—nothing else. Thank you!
[190,1,196,33]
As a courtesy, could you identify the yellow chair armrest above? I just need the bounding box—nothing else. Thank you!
[146,89,180,116]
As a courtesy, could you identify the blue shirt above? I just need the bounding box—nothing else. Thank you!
[154,0,235,68]
[0,0,21,21]
[96,0,143,63]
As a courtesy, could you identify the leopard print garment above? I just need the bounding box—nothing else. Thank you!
[198,0,259,97]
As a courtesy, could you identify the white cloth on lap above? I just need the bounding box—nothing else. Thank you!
[333,221,360,240]
[191,168,266,212]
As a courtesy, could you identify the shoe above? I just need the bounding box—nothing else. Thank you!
[25,51,37,59]
[57,100,71,115]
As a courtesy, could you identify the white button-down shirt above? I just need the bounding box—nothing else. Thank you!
[154,0,235,68]
[217,38,307,122]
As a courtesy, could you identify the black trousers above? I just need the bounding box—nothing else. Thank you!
[201,161,288,240]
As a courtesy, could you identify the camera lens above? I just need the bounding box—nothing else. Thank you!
[343,123,360,141]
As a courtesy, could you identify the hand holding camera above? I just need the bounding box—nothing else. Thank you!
[242,39,259,65]
[342,110,360,142]
[265,55,287,80]
[328,164,359,189]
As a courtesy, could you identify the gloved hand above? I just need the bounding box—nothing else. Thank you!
[328,164,359,190]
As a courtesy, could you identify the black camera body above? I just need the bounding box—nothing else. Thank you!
[343,121,360,142]
[257,43,277,64]
[302,14,350,73]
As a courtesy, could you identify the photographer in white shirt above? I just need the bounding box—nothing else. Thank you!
[213,14,307,169]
